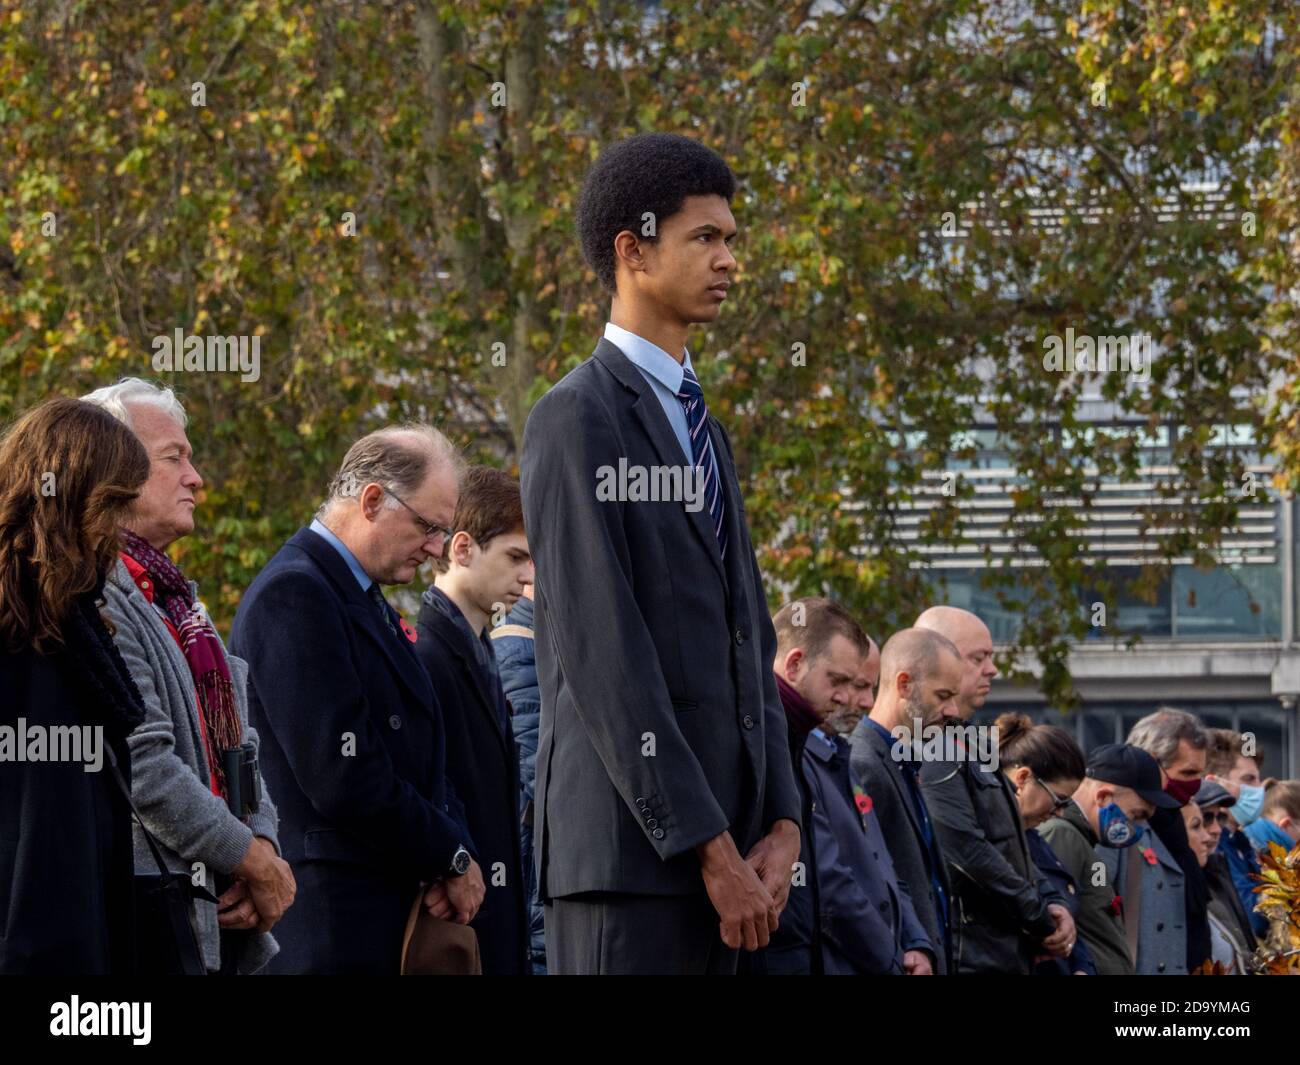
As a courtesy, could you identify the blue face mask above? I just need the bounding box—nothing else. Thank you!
[1230,783,1265,827]
[1098,802,1145,848]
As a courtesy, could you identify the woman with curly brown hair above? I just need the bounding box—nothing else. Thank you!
[0,397,150,973]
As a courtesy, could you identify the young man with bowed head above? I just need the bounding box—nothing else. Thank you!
[415,466,535,975]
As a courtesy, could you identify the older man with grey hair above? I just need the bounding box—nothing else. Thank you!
[230,423,484,973]
[83,377,294,974]
[1122,707,1212,973]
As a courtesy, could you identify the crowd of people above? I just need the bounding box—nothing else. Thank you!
[2,132,1297,976]
[1,380,1294,976]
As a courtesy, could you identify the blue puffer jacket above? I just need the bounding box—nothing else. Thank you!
[491,596,545,973]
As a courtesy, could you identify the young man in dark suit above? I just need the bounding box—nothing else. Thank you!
[415,466,535,975]
[520,132,802,974]
[230,426,485,973]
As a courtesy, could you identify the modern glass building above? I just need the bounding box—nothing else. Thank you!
[909,406,1297,776]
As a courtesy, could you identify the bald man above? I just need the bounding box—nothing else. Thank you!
[914,606,998,721]
[912,606,1074,974]
[849,628,963,973]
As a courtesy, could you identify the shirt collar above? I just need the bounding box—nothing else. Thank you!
[604,322,693,395]
[120,552,154,603]
[806,727,841,763]
[310,518,372,591]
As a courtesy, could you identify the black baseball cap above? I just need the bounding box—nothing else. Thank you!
[1085,743,1181,809]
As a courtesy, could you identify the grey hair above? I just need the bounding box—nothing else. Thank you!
[1126,707,1208,768]
[318,423,463,519]
[81,377,188,430]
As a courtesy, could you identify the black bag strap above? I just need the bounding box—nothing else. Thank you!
[105,745,217,902]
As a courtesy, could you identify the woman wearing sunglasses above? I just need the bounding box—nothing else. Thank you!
[995,712,1094,976]
[1190,780,1256,973]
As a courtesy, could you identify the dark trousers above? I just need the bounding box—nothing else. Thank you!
[545,892,738,975]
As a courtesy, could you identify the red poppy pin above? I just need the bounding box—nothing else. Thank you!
[399,617,418,644]
[854,789,873,815]
[1141,847,1157,867]
[1110,895,1123,917]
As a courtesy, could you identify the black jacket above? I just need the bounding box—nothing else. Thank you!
[0,591,145,974]
[849,718,953,973]
[1204,850,1257,956]
[415,588,530,975]
[921,749,1062,974]
[520,338,801,901]
[230,527,471,973]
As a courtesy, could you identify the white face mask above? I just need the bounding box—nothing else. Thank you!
[1229,783,1265,827]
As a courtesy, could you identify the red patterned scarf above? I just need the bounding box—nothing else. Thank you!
[121,529,241,800]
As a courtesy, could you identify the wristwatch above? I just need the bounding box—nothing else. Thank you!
[447,845,472,877]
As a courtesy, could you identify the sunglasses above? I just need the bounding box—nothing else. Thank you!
[1034,776,1073,814]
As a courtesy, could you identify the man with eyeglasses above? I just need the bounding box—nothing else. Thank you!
[231,424,486,972]
[1038,744,1175,976]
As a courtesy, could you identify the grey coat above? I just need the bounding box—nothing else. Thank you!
[103,557,279,974]
[1098,830,1187,975]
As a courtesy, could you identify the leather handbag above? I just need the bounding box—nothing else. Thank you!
[107,746,218,975]
[400,889,481,975]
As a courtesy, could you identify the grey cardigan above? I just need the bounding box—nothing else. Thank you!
[103,557,280,974]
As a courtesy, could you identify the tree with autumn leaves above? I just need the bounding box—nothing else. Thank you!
[2,0,1299,708]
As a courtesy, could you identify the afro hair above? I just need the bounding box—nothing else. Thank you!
[575,132,736,294]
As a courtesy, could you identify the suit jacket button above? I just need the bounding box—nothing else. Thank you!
[652,828,665,840]
[647,818,659,829]
[733,628,745,644]
[389,714,401,729]
[1156,922,1164,931]
[742,715,755,729]
[1157,962,1166,972]
[635,797,647,807]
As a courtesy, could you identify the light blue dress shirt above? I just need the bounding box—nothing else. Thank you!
[603,321,695,464]
[310,517,372,591]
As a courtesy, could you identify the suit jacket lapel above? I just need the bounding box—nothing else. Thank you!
[291,528,434,714]
[595,339,728,591]
[709,414,747,592]
[867,724,927,844]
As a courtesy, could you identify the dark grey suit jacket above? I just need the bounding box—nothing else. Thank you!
[849,718,954,974]
[520,338,801,899]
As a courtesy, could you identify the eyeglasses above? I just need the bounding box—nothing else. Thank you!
[1034,776,1073,814]
[381,486,454,544]
[1205,810,1233,826]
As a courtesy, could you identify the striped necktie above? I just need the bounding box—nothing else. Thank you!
[675,365,728,559]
